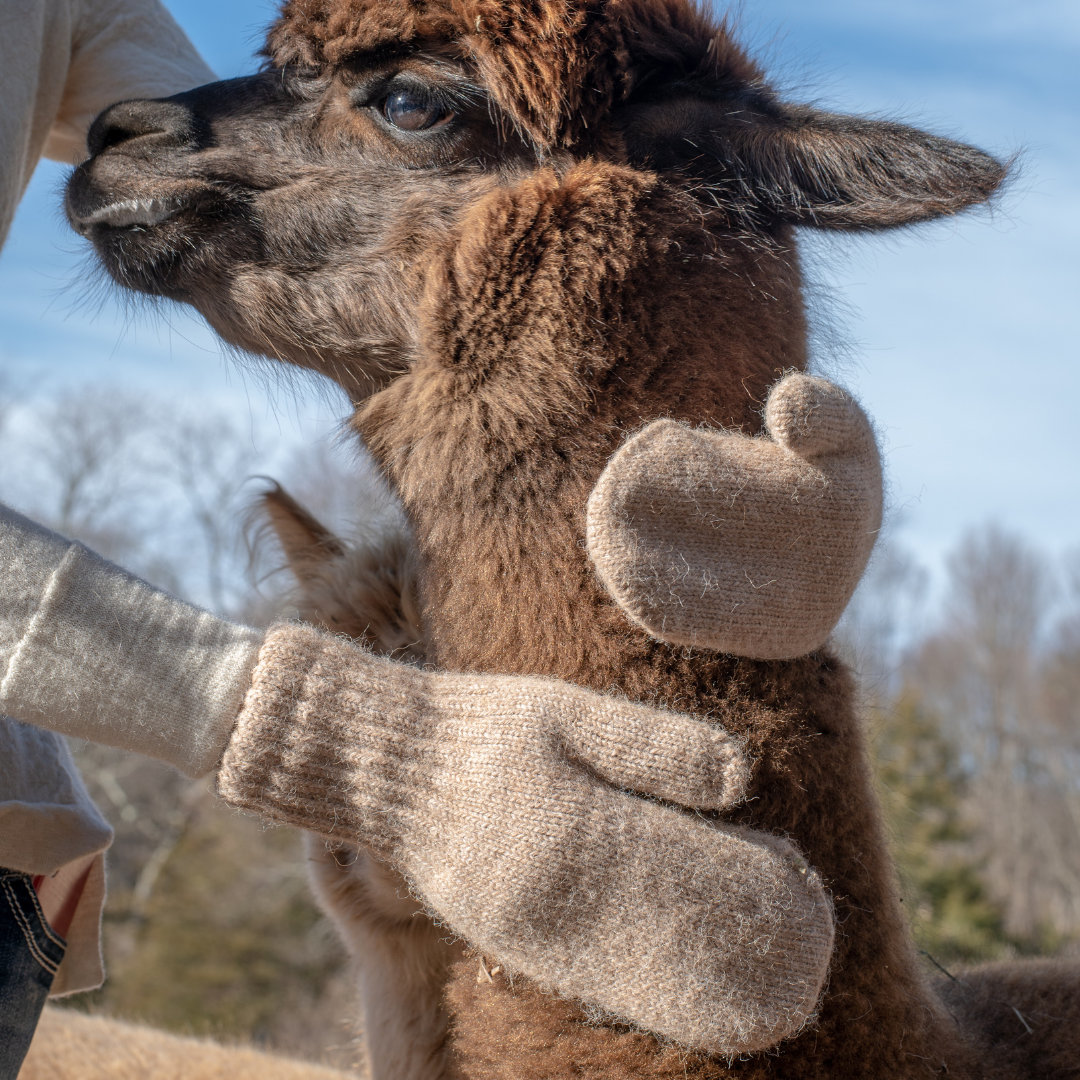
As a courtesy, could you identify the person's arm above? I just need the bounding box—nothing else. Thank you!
[0,0,217,1011]
[0,504,261,776]
[44,0,216,163]
[1,0,214,248]
[0,502,832,1054]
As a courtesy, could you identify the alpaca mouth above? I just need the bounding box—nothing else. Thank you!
[71,197,179,232]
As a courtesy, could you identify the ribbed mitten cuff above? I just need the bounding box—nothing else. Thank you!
[219,622,749,842]
[220,623,833,1055]
[219,621,436,848]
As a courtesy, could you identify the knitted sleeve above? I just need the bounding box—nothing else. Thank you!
[0,503,262,777]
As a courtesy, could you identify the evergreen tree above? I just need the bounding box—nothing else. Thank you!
[874,692,1009,964]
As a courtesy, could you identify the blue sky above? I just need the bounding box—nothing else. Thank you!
[1,0,1077,590]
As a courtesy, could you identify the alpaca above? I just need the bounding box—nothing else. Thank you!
[261,483,463,1080]
[261,373,883,1080]
[64,0,1080,1076]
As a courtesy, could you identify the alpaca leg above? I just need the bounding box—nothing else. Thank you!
[355,915,464,1080]
[305,835,463,1080]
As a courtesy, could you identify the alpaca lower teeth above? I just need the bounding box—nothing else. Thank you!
[83,198,176,227]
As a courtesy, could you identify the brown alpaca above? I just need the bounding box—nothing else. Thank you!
[65,1,1080,1076]
[261,379,879,1080]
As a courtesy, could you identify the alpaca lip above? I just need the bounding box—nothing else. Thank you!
[76,197,178,230]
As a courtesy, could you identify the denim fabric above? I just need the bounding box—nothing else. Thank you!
[0,869,65,1080]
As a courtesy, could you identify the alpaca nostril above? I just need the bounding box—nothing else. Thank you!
[92,119,156,155]
[86,98,199,158]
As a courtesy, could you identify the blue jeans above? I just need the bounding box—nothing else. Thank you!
[0,870,65,1079]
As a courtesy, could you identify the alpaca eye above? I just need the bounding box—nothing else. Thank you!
[382,91,451,132]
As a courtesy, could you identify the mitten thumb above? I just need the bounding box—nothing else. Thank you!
[764,372,877,462]
[556,692,748,810]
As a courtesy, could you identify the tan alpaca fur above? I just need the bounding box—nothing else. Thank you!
[263,485,463,1080]
[66,0,1080,1075]
[304,834,463,1080]
[19,1007,354,1080]
[261,486,426,665]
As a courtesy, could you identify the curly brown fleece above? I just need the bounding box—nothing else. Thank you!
[66,0,1080,1075]
[265,0,762,150]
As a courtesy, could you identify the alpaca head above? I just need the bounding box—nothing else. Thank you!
[66,0,1005,411]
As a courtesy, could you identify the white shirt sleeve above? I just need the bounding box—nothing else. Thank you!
[45,0,217,163]
[0,0,215,245]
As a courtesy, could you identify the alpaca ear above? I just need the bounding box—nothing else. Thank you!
[261,484,344,579]
[618,95,1007,229]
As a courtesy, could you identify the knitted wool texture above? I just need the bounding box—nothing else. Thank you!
[0,503,262,778]
[219,622,836,1054]
[587,373,883,658]
[0,501,838,1050]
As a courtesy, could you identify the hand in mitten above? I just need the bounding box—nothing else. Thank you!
[587,372,882,658]
[0,502,833,1054]
[219,623,832,1054]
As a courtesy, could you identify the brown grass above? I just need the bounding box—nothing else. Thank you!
[20,1008,360,1080]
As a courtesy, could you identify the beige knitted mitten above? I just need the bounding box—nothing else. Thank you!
[0,501,836,1052]
[587,372,882,659]
[219,622,835,1054]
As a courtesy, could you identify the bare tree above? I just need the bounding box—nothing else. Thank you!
[1043,550,1080,742]
[20,386,156,570]
[835,534,929,696]
[908,526,1080,940]
[161,412,261,616]
[39,389,149,532]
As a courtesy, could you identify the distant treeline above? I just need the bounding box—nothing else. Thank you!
[3,379,1077,1058]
